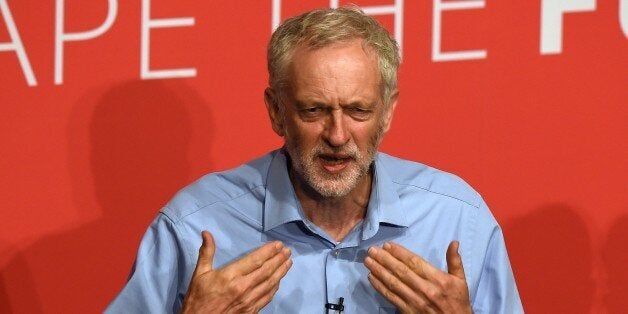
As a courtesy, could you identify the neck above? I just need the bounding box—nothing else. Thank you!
[290,168,373,242]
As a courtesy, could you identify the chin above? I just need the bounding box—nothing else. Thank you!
[307,170,362,198]
[312,184,353,198]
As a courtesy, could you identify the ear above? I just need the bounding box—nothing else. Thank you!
[264,87,285,136]
[381,90,399,133]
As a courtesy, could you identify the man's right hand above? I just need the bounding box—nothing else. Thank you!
[181,231,292,313]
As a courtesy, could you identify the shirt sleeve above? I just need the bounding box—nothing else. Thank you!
[471,226,524,313]
[105,213,193,313]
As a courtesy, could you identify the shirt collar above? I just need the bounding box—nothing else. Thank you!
[262,150,408,235]
[263,150,305,232]
[362,154,408,239]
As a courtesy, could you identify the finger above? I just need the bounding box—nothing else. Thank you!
[249,283,279,312]
[365,255,428,309]
[228,257,292,312]
[245,246,291,288]
[369,271,440,314]
[222,248,290,312]
[383,242,437,279]
[367,272,411,313]
[228,241,285,276]
[247,258,293,310]
[446,241,466,279]
[193,230,216,275]
[366,246,427,293]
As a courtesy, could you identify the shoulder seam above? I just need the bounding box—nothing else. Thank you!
[163,184,266,225]
[391,180,480,208]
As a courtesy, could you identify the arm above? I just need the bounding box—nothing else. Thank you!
[106,215,189,313]
[106,216,292,313]
[471,228,522,313]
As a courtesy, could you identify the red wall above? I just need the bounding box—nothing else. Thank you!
[1,1,626,312]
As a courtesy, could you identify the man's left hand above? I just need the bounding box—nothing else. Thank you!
[364,241,472,313]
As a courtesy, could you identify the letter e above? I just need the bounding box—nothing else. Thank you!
[140,0,196,80]
[432,0,487,62]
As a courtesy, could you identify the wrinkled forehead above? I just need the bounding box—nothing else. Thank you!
[291,37,378,64]
[285,39,380,87]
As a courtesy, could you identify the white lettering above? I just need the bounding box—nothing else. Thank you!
[140,0,196,80]
[54,0,117,84]
[0,0,37,86]
[540,0,596,54]
[620,0,628,36]
[272,0,404,58]
[432,0,487,62]
[271,0,281,33]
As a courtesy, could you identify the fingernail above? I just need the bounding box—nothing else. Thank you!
[383,242,391,250]
[282,247,291,256]
[274,241,283,250]
[368,246,378,256]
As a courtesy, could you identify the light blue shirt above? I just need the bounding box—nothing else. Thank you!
[107,149,522,313]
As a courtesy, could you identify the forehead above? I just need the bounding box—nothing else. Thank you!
[287,39,381,101]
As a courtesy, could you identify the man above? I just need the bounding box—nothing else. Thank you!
[107,7,522,313]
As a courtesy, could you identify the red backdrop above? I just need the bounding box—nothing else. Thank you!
[1,1,626,312]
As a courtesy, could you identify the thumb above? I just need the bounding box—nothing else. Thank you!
[446,241,466,279]
[194,230,216,275]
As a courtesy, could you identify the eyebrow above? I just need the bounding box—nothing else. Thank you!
[345,101,374,107]
[294,98,376,108]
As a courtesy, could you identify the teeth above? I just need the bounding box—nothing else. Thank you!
[321,156,346,165]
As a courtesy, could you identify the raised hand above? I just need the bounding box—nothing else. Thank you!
[365,241,472,314]
[181,231,292,313]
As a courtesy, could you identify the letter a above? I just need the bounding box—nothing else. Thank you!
[0,0,37,86]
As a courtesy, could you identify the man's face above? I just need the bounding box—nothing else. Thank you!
[266,38,398,198]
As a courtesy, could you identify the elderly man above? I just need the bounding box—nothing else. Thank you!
[107,7,522,313]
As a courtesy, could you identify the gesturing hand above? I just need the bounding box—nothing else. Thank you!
[181,231,292,313]
[364,241,472,314]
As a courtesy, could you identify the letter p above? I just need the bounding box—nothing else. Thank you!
[55,0,118,84]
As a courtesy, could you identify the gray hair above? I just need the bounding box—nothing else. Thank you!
[267,7,400,106]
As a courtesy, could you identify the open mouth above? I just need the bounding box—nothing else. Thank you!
[318,154,352,172]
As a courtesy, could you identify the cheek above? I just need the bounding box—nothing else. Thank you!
[353,123,381,145]
[285,121,321,146]
[291,118,324,137]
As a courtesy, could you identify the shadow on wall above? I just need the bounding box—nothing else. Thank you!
[0,244,43,313]
[602,214,628,313]
[0,80,212,313]
[505,204,594,313]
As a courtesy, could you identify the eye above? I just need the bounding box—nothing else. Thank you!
[298,106,325,120]
[347,107,373,120]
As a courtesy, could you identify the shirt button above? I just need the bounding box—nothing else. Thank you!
[333,249,340,257]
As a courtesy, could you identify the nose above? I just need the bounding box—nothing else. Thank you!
[324,110,350,147]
